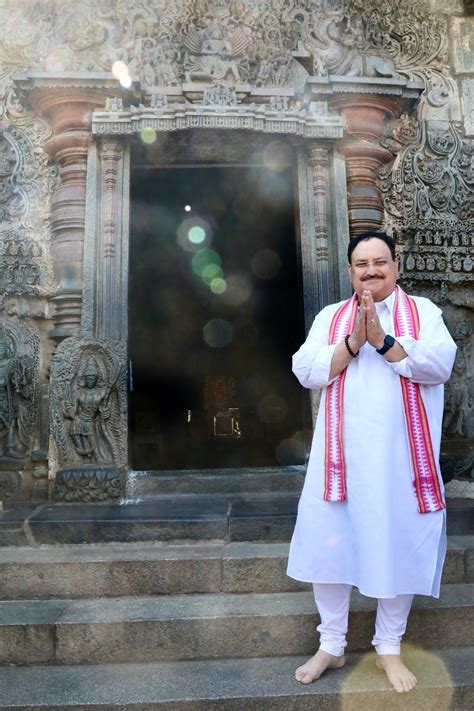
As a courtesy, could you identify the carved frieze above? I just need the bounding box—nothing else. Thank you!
[0,95,56,298]
[0,321,40,460]
[391,220,474,287]
[50,338,127,471]
[380,114,473,223]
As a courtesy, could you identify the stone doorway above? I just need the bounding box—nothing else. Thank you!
[128,161,310,470]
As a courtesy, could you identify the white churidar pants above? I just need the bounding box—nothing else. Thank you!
[313,583,414,657]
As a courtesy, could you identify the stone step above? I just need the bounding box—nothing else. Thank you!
[1,495,471,546]
[0,536,472,600]
[0,494,300,546]
[126,466,306,497]
[0,646,472,710]
[1,584,473,666]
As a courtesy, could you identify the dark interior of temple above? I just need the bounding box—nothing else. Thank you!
[129,163,310,470]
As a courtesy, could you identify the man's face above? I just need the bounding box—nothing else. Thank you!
[348,238,398,302]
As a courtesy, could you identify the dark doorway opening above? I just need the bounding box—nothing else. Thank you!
[129,163,309,470]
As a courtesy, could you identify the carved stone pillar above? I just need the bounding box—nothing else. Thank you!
[328,95,406,236]
[308,144,331,311]
[305,78,424,238]
[13,76,126,342]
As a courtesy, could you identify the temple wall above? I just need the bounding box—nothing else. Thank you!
[0,0,472,502]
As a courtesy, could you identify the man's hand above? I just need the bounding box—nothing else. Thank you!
[362,289,385,349]
[349,300,367,353]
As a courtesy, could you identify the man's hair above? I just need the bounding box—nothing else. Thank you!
[347,231,396,264]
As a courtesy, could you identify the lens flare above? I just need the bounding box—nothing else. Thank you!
[262,139,293,172]
[210,277,227,294]
[203,318,233,348]
[140,128,157,144]
[201,263,223,284]
[111,61,132,88]
[275,430,308,464]
[188,226,206,244]
[220,274,251,306]
[192,249,221,277]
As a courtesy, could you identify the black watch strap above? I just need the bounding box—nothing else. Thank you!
[376,334,396,355]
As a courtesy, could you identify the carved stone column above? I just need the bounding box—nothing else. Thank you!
[13,76,127,342]
[329,95,407,236]
[305,78,424,238]
[308,144,331,311]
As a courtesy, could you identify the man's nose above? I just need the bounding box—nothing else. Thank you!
[366,263,378,274]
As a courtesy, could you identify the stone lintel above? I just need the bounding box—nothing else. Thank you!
[305,75,425,102]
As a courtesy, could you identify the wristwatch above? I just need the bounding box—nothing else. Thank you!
[376,334,396,355]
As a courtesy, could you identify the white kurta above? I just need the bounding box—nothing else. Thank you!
[287,291,457,599]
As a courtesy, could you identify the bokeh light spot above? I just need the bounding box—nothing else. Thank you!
[275,430,309,464]
[203,318,233,348]
[210,277,227,294]
[140,128,157,144]
[251,249,282,280]
[201,263,223,284]
[263,139,293,171]
[220,274,251,306]
[192,249,222,277]
[177,218,212,253]
[112,61,132,88]
[184,205,192,212]
[188,226,206,244]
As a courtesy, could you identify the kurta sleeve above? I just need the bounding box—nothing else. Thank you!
[292,305,338,389]
[385,299,457,385]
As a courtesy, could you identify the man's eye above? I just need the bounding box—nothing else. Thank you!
[375,261,387,266]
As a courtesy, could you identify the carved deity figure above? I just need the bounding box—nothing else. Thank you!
[0,327,31,458]
[443,319,473,439]
[183,15,251,83]
[63,355,120,464]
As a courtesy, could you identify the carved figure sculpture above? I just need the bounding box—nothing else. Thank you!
[51,339,126,469]
[183,15,251,83]
[0,326,33,458]
[63,354,120,464]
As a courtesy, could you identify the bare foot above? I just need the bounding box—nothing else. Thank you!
[376,654,417,693]
[295,649,345,684]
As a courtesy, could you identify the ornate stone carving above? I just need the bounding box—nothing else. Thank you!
[380,115,473,223]
[443,318,473,441]
[50,338,127,470]
[0,321,39,460]
[392,220,474,288]
[55,467,125,502]
[202,84,237,106]
[0,471,22,500]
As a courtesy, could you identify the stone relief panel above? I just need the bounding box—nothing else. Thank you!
[0,81,57,301]
[380,114,473,224]
[0,320,40,461]
[50,337,127,500]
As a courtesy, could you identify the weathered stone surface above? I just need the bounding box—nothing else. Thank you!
[0,647,472,710]
[0,537,470,600]
[0,584,472,666]
[126,467,306,497]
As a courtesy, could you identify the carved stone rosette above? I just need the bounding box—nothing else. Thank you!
[50,337,127,501]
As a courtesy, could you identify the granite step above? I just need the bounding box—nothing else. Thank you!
[0,537,472,600]
[1,495,470,546]
[1,584,473,666]
[126,466,306,497]
[0,646,472,710]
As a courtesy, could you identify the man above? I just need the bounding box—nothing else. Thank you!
[287,231,457,693]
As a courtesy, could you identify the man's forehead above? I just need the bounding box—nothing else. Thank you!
[351,238,392,261]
